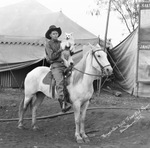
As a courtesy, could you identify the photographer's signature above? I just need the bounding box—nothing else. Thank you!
[101,104,150,138]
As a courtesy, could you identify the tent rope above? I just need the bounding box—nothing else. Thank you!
[107,51,127,82]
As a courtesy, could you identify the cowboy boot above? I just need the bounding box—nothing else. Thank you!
[58,98,71,113]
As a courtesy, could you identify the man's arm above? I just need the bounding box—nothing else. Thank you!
[45,41,62,61]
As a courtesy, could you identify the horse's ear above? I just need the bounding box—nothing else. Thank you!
[88,43,95,53]
[96,44,101,48]
[88,43,95,49]
[83,45,91,56]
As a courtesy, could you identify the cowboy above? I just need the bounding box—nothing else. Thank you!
[45,25,71,113]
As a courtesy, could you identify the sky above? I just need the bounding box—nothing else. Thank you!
[0,0,129,46]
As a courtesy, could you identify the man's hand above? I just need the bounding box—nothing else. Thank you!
[58,48,63,53]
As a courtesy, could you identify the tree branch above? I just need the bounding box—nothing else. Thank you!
[124,2,135,31]
[112,0,131,33]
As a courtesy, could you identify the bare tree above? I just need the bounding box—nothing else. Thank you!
[88,0,139,33]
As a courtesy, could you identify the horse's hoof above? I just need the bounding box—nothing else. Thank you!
[32,126,39,131]
[18,125,24,129]
[76,138,84,144]
[83,137,90,143]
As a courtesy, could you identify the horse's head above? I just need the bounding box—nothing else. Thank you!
[89,44,113,76]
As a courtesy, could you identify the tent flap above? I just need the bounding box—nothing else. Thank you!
[0,59,43,72]
[109,28,150,97]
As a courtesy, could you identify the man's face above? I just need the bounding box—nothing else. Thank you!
[50,31,59,40]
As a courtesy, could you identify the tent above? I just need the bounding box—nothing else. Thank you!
[109,28,150,97]
[0,0,52,36]
[0,36,99,72]
[0,10,97,39]
[0,0,100,88]
[0,0,96,39]
[0,37,99,88]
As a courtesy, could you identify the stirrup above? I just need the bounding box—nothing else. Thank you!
[58,99,71,113]
[62,102,71,113]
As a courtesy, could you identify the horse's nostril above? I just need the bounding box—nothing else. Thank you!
[70,62,74,66]
[106,68,109,72]
[105,68,113,75]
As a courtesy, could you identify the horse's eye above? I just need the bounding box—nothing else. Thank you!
[97,55,101,57]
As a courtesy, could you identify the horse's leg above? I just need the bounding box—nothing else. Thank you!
[32,92,45,130]
[18,95,33,129]
[73,101,84,143]
[80,100,90,143]
[18,98,25,129]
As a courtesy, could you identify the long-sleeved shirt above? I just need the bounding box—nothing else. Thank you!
[45,39,64,64]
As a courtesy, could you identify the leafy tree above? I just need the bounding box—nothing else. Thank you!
[88,0,139,33]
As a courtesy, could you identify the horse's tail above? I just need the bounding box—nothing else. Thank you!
[18,95,33,118]
[26,97,33,111]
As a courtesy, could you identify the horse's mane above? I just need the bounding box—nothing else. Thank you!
[72,51,90,85]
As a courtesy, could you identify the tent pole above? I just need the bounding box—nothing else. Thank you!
[136,0,141,97]
[98,0,111,96]
[103,0,112,52]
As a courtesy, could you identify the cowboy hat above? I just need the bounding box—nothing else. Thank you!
[45,25,62,39]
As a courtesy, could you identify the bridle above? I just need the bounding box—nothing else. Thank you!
[92,49,111,74]
[73,49,111,77]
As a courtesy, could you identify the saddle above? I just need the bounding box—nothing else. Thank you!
[42,65,73,103]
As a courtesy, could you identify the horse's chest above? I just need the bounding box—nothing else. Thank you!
[82,91,93,99]
[70,85,93,101]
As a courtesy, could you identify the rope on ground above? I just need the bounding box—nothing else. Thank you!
[0,106,149,122]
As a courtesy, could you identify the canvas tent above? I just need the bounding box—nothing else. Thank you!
[0,0,100,88]
[0,11,97,39]
[0,0,96,39]
[109,28,150,97]
[0,36,99,72]
[0,37,99,88]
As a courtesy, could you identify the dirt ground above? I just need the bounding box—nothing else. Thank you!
[0,87,150,148]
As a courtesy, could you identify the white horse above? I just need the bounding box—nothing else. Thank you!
[18,44,113,143]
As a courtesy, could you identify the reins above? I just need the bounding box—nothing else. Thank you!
[73,67,105,77]
[51,49,111,78]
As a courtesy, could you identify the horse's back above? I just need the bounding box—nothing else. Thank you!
[24,66,50,94]
[26,66,49,78]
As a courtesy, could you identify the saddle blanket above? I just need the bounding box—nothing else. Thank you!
[42,71,53,85]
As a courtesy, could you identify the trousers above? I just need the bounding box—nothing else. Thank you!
[51,63,66,100]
